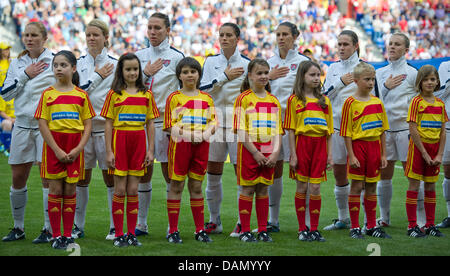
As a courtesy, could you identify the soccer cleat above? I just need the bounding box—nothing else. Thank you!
[127,233,143,246]
[366,227,391,239]
[113,235,129,247]
[323,218,350,230]
[2,228,25,242]
[267,221,280,233]
[436,217,450,228]
[239,231,257,242]
[105,228,116,240]
[257,231,273,242]
[377,218,390,227]
[298,230,312,242]
[425,226,445,237]
[229,223,242,238]
[349,228,365,239]
[167,231,183,244]
[195,230,213,243]
[71,224,85,239]
[204,222,223,234]
[51,236,67,250]
[407,226,427,238]
[135,224,148,236]
[32,229,53,244]
[310,230,326,242]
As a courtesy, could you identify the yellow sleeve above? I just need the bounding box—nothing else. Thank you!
[0,97,5,113]
[339,98,353,138]
[147,90,160,121]
[326,97,334,135]
[283,95,296,130]
[100,90,116,120]
[163,93,176,130]
[232,94,247,133]
[380,101,389,131]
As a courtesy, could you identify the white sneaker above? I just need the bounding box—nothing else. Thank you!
[105,228,115,240]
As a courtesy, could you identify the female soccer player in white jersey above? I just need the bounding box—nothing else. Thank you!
[134,12,185,236]
[375,33,417,227]
[1,21,56,243]
[322,30,361,231]
[72,19,117,240]
[199,23,250,236]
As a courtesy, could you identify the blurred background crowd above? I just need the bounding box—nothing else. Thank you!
[1,0,448,62]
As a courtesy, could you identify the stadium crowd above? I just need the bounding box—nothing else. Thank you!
[4,0,449,62]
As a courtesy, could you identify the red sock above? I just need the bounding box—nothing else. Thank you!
[364,194,377,229]
[406,190,418,229]
[239,194,253,233]
[348,194,361,229]
[190,198,205,233]
[256,195,269,232]
[309,194,321,231]
[48,194,62,238]
[62,194,76,238]
[112,194,125,237]
[167,199,181,234]
[295,192,307,231]
[424,190,436,228]
[126,195,139,236]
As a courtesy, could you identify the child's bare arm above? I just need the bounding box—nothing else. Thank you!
[104,118,115,168]
[344,136,359,168]
[433,125,446,166]
[409,122,432,165]
[144,119,155,167]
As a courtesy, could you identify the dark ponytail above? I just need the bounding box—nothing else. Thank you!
[53,50,79,86]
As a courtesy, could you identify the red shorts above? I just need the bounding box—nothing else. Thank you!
[110,129,147,177]
[168,139,209,181]
[405,139,440,182]
[348,139,381,182]
[236,141,275,186]
[289,135,327,184]
[41,131,84,183]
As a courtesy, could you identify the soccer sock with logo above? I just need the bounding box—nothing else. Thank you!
[309,194,322,231]
[377,179,392,223]
[256,195,269,232]
[48,194,62,238]
[167,199,181,234]
[10,186,27,230]
[112,194,125,237]
[75,185,88,230]
[424,190,436,228]
[364,194,377,229]
[295,192,307,231]
[348,194,361,229]
[239,194,253,233]
[62,194,76,238]
[335,184,350,221]
[126,195,139,236]
[137,181,152,228]
[406,190,418,229]
[190,197,205,233]
[269,177,282,225]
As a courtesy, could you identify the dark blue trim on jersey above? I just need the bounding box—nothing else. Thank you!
[107,55,118,61]
[199,79,218,91]
[407,63,418,70]
[374,78,380,98]
[0,80,18,95]
[80,80,92,90]
[323,85,334,96]
[240,54,250,61]
[170,46,185,58]
[299,52,311,60]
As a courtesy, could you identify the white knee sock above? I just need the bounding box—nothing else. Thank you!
[417,181,426,227]
[269,177,283,225]
[75,185,89,230]
[444,178,450,217]
[206,173,222,224]
[377,179,392,223]
[107,186,115,229]
[138,181,152,227]
[335,184,350,221]
[10,186,27,230]
[42,187,51,232]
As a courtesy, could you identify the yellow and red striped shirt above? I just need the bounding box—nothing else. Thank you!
[100,89,160,130]
[407,95,448,143]
[283,94,333,137]
[34,86,95,133]
[233,89,283,143]
[340,95,389,140]
[163,90,217,132]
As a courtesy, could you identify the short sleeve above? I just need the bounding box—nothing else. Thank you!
[100,90,116,120]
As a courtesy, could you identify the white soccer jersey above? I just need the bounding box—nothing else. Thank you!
[200,47,250,128]
[78,47,117,132]
[435,61,450,128]
[0,48,55,128]
[376,56,418,131]
[268,46,310,119]
[135,38,184,122]
[322,51,360,130]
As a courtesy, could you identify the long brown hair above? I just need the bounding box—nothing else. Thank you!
[293,60,326,108]
[240,58,271,93]
[415,65,440,94]
[111,53,146,95]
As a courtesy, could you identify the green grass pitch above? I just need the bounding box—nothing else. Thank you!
[0,153,449,256]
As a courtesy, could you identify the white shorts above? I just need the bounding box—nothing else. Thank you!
[385,130,409,162]
[154,122,169,163]
[443,129,450,165]
[278,133,290,162]
[208,127,237,164]
[332,132,347,165]
[84,131,108,170]
[9,126,43,165]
